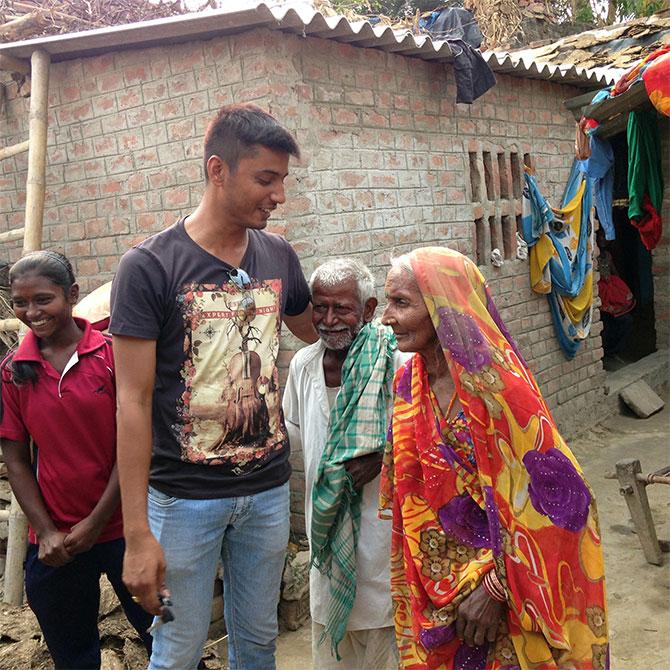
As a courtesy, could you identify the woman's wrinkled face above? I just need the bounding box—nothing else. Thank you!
[381,266,438,356]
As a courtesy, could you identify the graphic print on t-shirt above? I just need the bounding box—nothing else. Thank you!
[175,279,286,472]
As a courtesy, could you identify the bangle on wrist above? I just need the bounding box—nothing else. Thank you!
[483,570,507,602]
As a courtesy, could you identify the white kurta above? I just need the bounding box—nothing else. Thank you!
[283,339,407,630]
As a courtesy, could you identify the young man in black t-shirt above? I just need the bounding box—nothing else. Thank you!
[110,104,317,670]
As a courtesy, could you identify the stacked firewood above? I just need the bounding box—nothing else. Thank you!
[0,0,192,42]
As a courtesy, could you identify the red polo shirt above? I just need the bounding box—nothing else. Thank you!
[0,318,123,544]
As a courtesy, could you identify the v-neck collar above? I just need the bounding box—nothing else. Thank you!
[177,217,253,273]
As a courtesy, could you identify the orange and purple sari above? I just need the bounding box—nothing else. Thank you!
[380,247,608,670]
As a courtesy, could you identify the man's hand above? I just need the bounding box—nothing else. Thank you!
[456,581,506,647]
[63,516,103,556]
[38,529,73,567]
[123,530,167,616]
[344,452,383,489]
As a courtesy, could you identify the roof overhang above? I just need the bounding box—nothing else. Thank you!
[0,2,615,89]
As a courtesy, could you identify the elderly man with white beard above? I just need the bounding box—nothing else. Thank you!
[283,258,406,670]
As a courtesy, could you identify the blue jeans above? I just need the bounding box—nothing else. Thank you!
[25,539,152,669]
[147,482,290,670]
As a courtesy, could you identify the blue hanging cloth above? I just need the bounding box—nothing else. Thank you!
[521,163,595,359]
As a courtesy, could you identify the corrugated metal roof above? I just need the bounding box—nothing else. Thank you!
[482,51,617,87]
[0,1,615,88]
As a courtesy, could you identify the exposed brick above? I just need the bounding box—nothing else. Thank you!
[84,53,115,77]
[93,136,118,157]
[76,258,99,277]
[0,28,648,448]
[105,154,134,175]
[117,87,142,111]
[167,118,194,141]
[136,213,158,232]
[169,44,205,73]
[101,180,124,195]
[98,73,124,93]
[92,236,118,256]
[163,188,190,209]
[124,65,149,86]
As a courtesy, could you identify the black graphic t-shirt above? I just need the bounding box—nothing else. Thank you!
[109,219,310,498]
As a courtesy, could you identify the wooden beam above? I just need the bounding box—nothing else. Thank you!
[582,81,649,123]
[22,49,50,253]
[616,459,663,566]
[0,227,25,243]
[0,140,29,161]
[0,53,30,75]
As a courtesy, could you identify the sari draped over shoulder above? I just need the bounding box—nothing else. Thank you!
[380,247,608,670]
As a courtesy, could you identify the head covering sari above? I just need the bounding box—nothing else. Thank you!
[381,247,608,670]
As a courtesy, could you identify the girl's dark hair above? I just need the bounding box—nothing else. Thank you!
[8,251,76,386]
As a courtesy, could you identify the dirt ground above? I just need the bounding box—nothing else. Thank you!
[568,397,670,669]
[1,396,668,669]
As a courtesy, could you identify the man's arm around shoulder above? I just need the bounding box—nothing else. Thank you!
[113,334,165,615]
[284,303,318,344]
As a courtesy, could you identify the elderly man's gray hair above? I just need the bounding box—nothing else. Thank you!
[309,258,376,303]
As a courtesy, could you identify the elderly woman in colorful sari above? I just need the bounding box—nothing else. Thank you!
[379,247,608,670]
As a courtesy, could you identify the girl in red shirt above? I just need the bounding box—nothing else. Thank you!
[0,251,152,669]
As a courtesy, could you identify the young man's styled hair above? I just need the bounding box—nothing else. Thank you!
[203,103,300,178]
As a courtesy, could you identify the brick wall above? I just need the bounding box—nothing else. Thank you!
[1,28,624,532]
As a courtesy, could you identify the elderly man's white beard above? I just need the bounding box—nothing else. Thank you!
[318,317,364,351]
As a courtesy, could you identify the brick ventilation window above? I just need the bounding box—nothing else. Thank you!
[468,150,533,266]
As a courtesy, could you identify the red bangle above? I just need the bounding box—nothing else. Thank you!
[482,570,506,602]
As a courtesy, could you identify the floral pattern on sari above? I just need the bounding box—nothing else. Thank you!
[380,247,608,669]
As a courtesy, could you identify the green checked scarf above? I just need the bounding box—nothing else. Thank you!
[310,320,397,657]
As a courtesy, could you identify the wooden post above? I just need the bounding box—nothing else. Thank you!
[22,48,50,254]
[3,493,29,604]
[615,459,663,566]
[3,48,51,605]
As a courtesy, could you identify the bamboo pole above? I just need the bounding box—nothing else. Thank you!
[3,495,28,603]
[0,227,25,243]
[0,54,30,75]
[22,49,50,254]
[0,140,29,161]
[3,48,51,605]
[0,318,21,332]
[1,323,26,604]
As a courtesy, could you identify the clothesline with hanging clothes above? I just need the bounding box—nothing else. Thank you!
[520,163,595,359]
[574,45,667,250]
